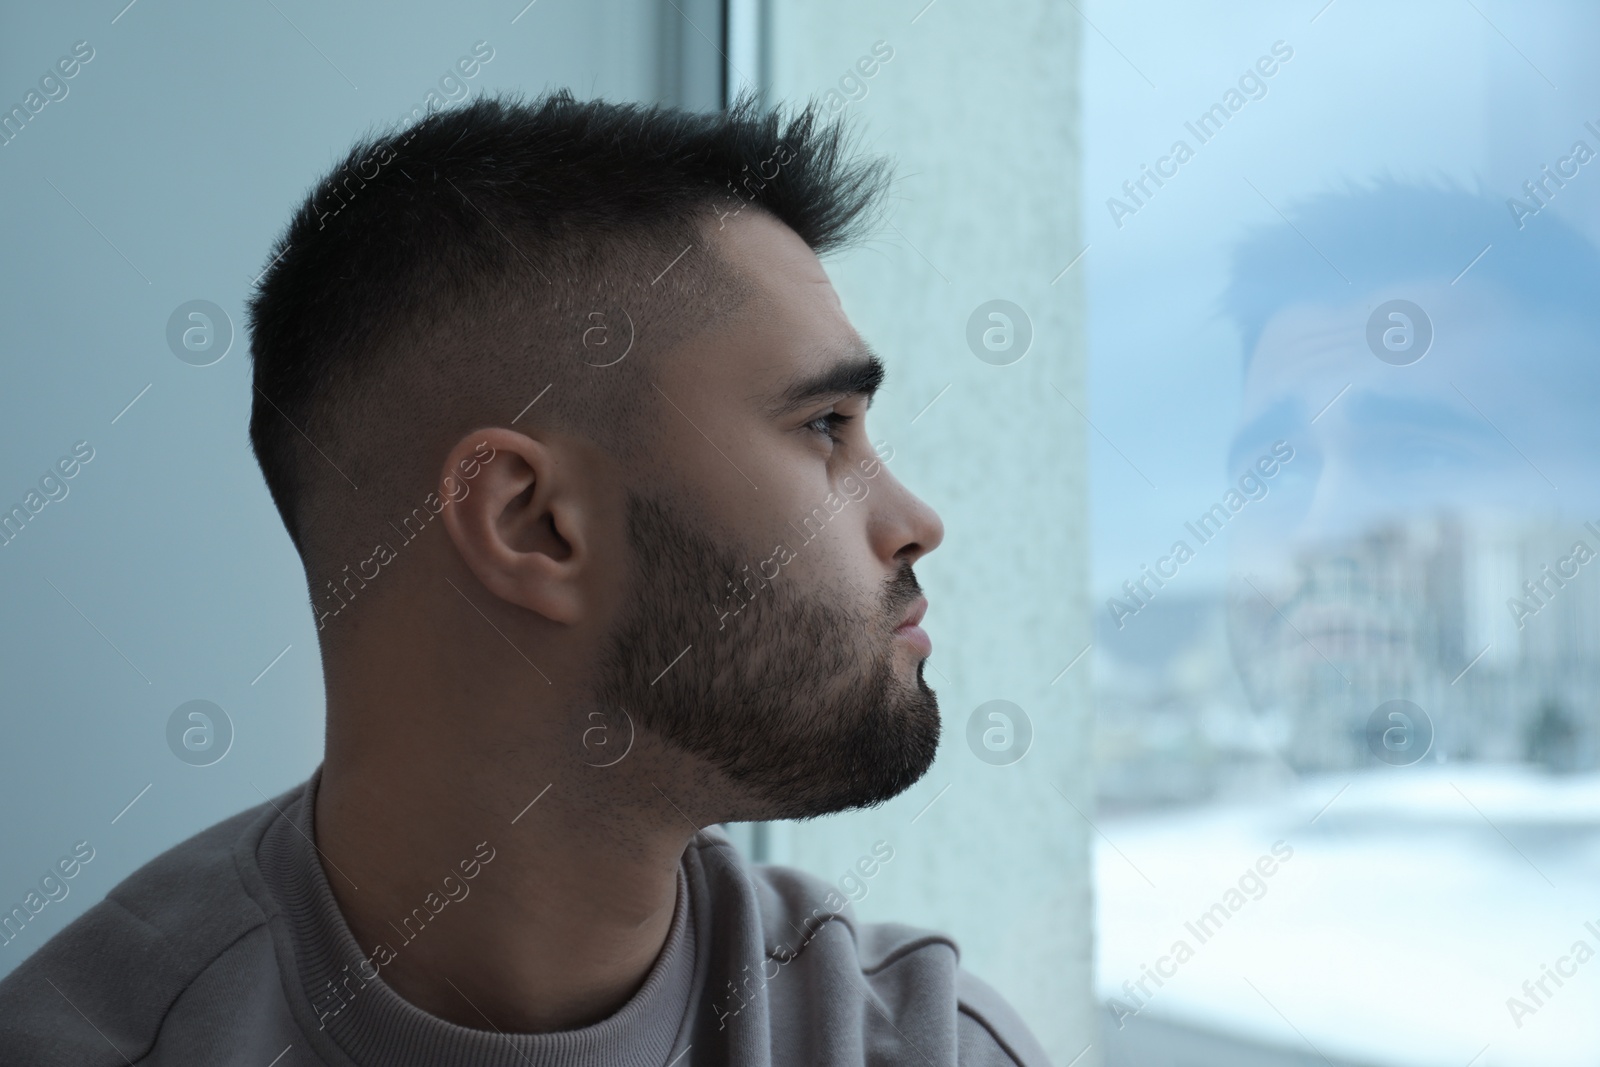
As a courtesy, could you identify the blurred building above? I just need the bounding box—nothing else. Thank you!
[1097,512,1600,809]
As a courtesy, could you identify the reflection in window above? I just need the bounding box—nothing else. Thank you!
[1095,88,1600,1067]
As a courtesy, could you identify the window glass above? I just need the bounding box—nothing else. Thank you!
[1086,3,1600,1062]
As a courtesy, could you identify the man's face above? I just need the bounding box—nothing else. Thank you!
[589,210,946,822]
[1224,278,1594,712]
[1229,281,1571,550]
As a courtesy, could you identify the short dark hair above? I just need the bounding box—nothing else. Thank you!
[1221,177,1600,369]
[247,88,892,596]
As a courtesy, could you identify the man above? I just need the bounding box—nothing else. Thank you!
[1218,179,1600,769]
[0,91,1050,1065]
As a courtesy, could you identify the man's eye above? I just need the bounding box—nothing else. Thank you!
[806,411,854,442]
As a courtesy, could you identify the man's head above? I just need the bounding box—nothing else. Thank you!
[247,91,945,825]
[1218,180,1600,763]
[1223,180,1600,551]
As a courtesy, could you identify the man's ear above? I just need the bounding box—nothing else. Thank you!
[437,427,588,625]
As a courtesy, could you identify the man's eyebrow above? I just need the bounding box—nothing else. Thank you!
[1344,390,1495,438]
[762,344,887,417]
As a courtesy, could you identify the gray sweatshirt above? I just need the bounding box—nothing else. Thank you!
[0,769,1053,1066]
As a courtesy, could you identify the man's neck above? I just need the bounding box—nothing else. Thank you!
[312,749,694,1033]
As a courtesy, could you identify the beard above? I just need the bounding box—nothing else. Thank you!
[590,488,941,822]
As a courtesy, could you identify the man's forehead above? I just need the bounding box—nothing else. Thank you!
[1232,286,1599,464]
[1242,286,1511,409]
[676,213,874,412]
[1249,301,1360,374]
[710,207,834,289]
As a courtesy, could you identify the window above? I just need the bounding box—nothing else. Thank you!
[762,1,1600,1063]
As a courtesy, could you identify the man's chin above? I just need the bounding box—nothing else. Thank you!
[746,691,943,823]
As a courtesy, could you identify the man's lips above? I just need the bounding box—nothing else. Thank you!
[894,597,931,656]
